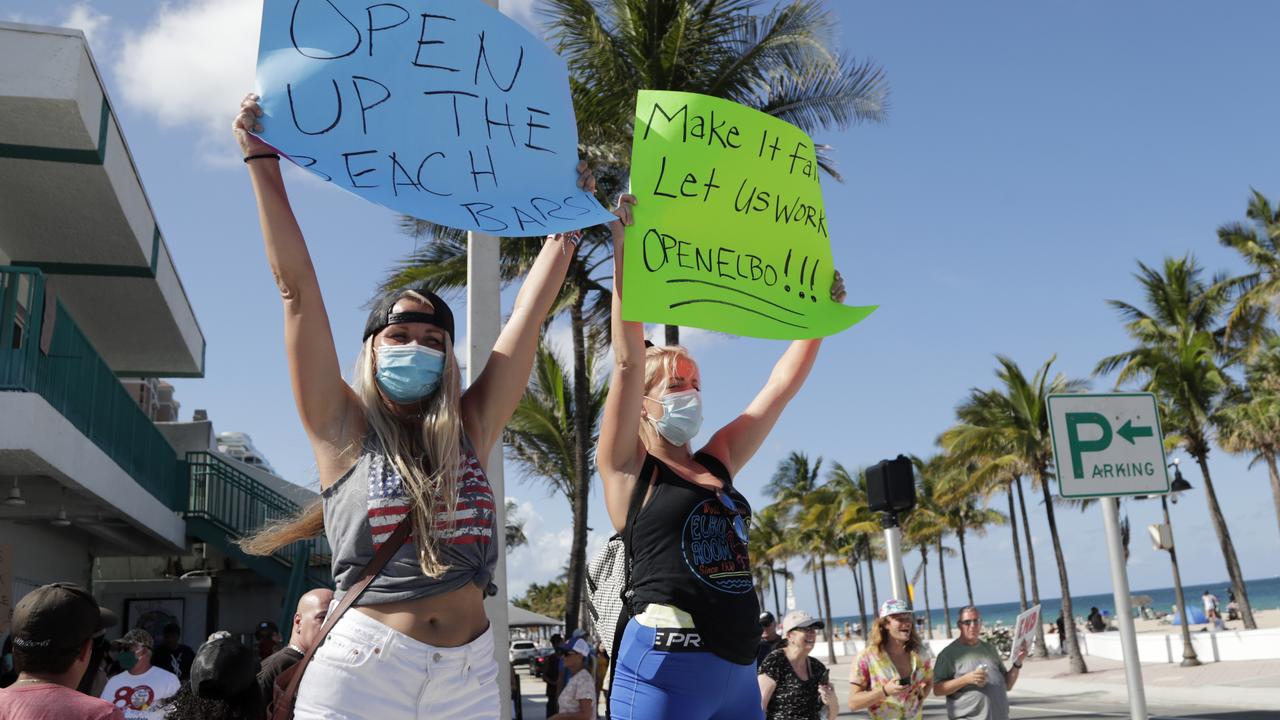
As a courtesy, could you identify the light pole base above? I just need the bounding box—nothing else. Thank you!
[1180,656,1202,667]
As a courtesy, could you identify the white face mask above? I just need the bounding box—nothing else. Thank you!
[644,389,703,446]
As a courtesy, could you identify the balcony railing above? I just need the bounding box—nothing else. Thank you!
[0,267,182,509]
[185,451,330,568]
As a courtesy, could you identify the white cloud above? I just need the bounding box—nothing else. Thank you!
[114,0,261,162]
[63,2,111,49]
[500,0,542,34]
[504,494,608,599]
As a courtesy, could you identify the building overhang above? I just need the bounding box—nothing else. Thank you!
[0,22,204,377]
[0,392,186,554]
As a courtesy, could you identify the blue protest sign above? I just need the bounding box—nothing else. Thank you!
[254,0,615,235]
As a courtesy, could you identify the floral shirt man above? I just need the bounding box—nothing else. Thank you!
[850,643,934,720]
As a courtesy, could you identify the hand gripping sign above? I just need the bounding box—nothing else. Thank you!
[1011,604,1041,659]
[254,0,615,235]
[623,91,876,339]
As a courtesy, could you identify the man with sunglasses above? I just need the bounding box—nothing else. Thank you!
[932,607,1025,720]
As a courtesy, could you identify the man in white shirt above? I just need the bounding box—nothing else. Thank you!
[100,629,181,719]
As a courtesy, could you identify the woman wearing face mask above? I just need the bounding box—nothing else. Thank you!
[597,196,846,720]
[232,94,597,718]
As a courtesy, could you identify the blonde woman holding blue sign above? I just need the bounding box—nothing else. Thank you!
[233,94,597,719]
[597,195,846,720]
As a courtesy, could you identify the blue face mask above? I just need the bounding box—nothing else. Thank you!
[375,344,446,403]
[645,389,703,446]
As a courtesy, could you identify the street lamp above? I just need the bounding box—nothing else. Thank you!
[1161,459,1200,667]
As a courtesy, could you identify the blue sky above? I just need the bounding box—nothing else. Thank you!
[7,0,1279,616]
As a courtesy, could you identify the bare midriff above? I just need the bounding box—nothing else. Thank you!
[354,582,489,647]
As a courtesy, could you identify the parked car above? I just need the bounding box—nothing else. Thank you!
[530,647,558,679]
[509,639,538,666]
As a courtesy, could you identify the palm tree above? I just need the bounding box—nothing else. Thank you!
[800,484,846,663]
[935,464,1007,608]
[545,0,888,343]
[505,499,529,552]
[830,463,878,636]
[944,356,1090,674]
[503,340,608,631]
[1097,256,1257,629]
[905,455,947,639]
[751,504,790,617]
[1216,341,1280,545]
[1217,189,1280,351]
[944,402,1041,636]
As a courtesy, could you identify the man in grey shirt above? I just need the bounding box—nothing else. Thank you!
[933,606,1026,720]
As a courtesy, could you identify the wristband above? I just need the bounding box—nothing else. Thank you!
[1013,662,1023,669]
[243,152,281,163]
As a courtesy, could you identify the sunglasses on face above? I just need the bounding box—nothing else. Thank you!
[959,619,981,627]
[716,490,749,542]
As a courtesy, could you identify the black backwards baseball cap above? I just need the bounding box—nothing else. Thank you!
[12,583,117,657]
[189,636,261,701]
[362,284,455,343]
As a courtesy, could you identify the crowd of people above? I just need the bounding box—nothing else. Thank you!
[0,583,339,720]
[0,92,1035,720]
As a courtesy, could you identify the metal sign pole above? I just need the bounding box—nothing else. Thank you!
[1101,497,1148,720]
[882,513,909,603]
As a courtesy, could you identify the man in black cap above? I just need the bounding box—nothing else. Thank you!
[756,611,784,667]
[150,623,195,684]
[0,582,123,719]
[100,628,180,719]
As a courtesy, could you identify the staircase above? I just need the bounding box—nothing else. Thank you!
[184,451,332,630]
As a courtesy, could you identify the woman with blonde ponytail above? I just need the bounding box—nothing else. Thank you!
[233,93,599,719]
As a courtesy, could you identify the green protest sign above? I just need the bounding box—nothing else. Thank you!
[623,90,876,339]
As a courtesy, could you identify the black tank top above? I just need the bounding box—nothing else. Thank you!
[628,451,760,664]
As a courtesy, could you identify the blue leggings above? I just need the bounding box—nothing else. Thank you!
[609,618,763,720]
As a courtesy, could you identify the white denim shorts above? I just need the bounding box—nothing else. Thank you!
[294,608,499,720]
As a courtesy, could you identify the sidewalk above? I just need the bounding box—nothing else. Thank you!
[1014,654,1280,711]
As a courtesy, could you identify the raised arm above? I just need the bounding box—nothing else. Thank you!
[461,165,597,458]
[703,272,846,475]
[595,195,647,532]
[235,94,358,469]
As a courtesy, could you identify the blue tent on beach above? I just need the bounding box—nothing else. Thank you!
[1171,606,1208,625]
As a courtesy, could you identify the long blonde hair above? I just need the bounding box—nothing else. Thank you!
[868,614,923,656]
[242,290,464,578]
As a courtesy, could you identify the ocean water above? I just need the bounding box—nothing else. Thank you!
[816,575,1280,632]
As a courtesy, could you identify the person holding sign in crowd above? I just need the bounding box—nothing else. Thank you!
[233,93,599,719]
[598,195,847,720]
[933,606,1024,720]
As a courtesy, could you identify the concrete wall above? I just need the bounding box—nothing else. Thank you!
[94,577,212,651]
[214,568,286,639]
[0,521,92,603]
[1078,627,1280,663]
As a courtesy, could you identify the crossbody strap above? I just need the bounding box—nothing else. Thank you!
[272,516,413,719]
[622,454,658,551]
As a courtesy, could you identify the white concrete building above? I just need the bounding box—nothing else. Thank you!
[0,22,327,650]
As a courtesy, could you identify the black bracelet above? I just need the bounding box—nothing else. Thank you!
[243,152,280,163]
[1013,662,1023,669]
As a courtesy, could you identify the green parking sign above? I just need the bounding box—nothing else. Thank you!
[1046,393,1171,499]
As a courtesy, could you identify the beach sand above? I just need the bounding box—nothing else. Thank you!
[1026,607,1280,637]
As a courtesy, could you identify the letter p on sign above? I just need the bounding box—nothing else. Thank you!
[1065,412,1111,479]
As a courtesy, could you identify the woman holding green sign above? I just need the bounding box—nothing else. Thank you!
[232,93,598,719]
[598,195,846,720]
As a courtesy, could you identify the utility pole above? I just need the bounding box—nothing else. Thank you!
[470,4,508,711]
